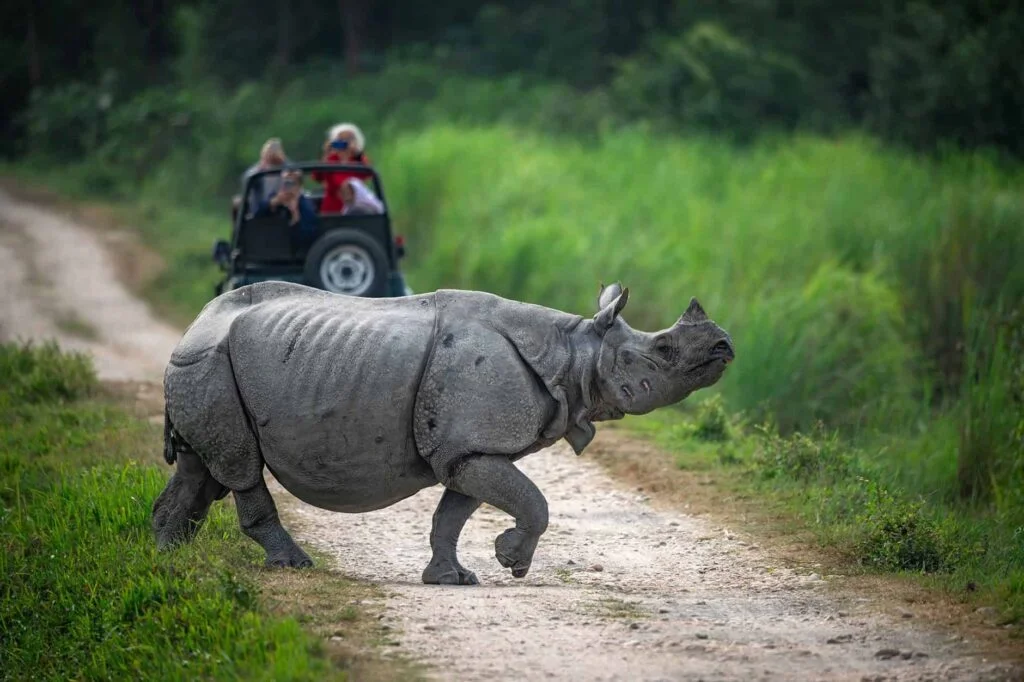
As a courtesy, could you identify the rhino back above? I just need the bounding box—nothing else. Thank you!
[227,291,439,511]
[169,281,335,367]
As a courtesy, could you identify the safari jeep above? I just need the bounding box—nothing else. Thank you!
[213,162,411,298]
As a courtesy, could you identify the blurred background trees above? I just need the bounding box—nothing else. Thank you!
[2,0,1022,156]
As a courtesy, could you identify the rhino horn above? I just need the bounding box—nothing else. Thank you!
[594,285,629,335]
[678,297,708,325]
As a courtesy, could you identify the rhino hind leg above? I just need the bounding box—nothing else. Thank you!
[233,478,313,569]
[445,454,549,580]
[422,489,482,585]
[153,449,229,550]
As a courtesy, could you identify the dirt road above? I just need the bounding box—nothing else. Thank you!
[0,186,1018,681]
[0,190,178,382]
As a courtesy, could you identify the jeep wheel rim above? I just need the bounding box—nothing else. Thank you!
[320,244,375,295]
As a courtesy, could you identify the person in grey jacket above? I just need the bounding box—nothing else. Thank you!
[241,138,289,217]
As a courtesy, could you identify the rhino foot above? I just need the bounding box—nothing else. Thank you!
[234,479,313,569]
[495,528,539,579]
[152,452,228,550]
[265,546,314,569]
[422,558,479,586]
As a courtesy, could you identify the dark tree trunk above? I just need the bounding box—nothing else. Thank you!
[131,0,168,81]
[274,0,293,70]
[26,1,41,86]
[338,0,369,75]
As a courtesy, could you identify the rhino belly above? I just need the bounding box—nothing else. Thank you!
[229,296,440,512]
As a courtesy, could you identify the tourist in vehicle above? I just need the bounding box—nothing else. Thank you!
[340,178,385,216]
[240,138,290,217]
[255,169,318,242]
[312,123,374,214]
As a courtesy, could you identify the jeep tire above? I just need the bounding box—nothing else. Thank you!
[304,229,389,297]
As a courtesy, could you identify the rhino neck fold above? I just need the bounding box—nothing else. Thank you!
[560,323,612,456]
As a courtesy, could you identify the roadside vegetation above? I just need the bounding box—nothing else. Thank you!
[623,395,1024,625]
[0,342,411,680]
[4,0,1021,631]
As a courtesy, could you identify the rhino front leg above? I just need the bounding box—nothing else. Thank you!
[233,478,313,568]
[447,455,549,579]
[422,489,483,585]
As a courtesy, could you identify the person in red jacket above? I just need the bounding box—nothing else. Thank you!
[312,123,374,214]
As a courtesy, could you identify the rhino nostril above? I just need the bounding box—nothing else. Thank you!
[712,340,733,357]
[621,384,634,401]
[640,379,651,394]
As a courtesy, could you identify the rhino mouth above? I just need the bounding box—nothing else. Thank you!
[692,354,730,373]
[596,406,625,420]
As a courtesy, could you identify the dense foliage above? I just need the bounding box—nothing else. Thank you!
[3,1,1022,155]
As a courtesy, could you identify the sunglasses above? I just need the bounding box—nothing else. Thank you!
[329,139,350,150]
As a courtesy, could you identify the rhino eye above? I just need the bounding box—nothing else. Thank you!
[654,337,675,361]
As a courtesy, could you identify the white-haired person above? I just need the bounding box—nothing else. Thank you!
[312,123,374,214]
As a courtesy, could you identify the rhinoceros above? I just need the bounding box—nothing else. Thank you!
[153,281,734,584]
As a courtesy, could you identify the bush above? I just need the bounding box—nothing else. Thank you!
[752,421,858,483]
[853,480,965,573]
[22,81,110,159]
[671,395,738,443]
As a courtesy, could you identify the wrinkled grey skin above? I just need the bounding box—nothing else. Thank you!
[152,280,734,583]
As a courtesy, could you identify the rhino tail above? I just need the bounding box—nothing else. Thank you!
[163,406,177,465]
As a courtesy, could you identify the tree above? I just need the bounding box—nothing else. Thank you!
[339,0,370,75]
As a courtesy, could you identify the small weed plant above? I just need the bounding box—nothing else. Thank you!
[752,421,857,482]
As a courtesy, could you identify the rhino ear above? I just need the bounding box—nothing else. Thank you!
[679,297,708,324]
[594,286,629,335]
[597,282,623,311]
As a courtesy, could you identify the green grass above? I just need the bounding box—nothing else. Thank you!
[0,342,404,680]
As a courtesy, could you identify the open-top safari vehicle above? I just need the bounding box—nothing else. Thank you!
[212,162,411,298]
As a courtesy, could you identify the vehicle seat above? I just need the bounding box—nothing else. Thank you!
[236,215,302,264]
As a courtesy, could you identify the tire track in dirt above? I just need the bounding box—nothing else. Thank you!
[0,187,1019,682]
